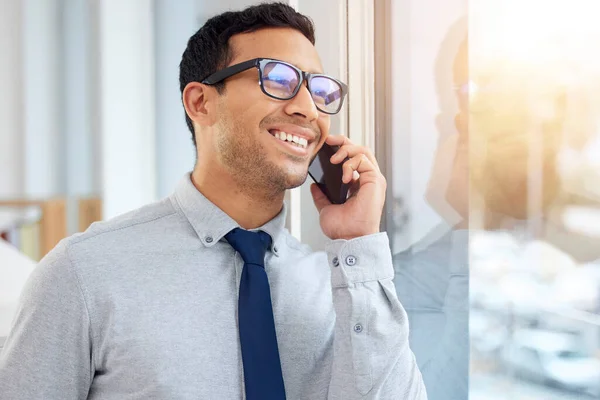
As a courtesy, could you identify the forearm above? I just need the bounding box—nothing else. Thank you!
[326,233,427,399]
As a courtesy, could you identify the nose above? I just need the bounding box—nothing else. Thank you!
[284,83,319,121]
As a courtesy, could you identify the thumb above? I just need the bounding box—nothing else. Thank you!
[310,183,331,213]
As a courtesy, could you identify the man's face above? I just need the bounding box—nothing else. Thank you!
[208,28,330,195]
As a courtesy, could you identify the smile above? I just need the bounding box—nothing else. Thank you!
[270,129,308,149]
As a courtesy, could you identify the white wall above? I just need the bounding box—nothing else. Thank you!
[196,0,259,19]
[62,0,97,197]
[154,0,198,198]
[23,0,63,197]
[0,0,98,233]
[98,0,157,219]
[0,1,24,198]
[0,0,68,199]
[62,0,99,234]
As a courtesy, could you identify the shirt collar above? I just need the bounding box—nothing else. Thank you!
[172,173,287,254]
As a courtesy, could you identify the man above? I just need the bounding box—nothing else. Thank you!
[0,3,425,399]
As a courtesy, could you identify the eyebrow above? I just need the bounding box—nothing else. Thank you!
[262,57,323,74]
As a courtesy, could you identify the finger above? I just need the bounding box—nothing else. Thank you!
[325,135,382,174]
[347,174,361,198]
[342,153,377,184]
[333,144,381,172]
[310,183,331,212]
[325,134,350,147]
[331,144,370,162]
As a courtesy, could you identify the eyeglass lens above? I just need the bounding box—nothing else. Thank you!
[261,61,343,114]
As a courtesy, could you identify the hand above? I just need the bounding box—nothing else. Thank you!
[310,135,387,240]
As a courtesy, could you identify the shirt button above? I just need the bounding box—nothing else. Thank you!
[332,257,340,267]
[205,236,214,244]
[345,255,357,266]
[354,324,363,333]
[273,246,279,255]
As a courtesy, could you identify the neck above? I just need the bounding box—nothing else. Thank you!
[191,165,285,230]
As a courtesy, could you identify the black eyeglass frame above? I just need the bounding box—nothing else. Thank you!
[201,58,348,115]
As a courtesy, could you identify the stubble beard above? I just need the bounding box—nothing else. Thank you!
[216,122,309,199]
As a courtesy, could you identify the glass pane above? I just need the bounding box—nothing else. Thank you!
[382,0,600,399]
[384,1,470,398]
[469,1,600,399]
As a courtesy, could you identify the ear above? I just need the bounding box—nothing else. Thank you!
[182,82,218,127]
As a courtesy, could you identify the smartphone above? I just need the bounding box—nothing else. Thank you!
[308,143,350,204]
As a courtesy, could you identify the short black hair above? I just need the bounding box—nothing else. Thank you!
[179,2,316,148]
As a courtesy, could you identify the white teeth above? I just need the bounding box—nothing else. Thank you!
[271,130,308,149]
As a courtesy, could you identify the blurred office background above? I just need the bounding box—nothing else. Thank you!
[1,0,600,399]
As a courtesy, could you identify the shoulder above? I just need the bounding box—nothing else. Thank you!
[66,196,191,253]
[68,197,179,247]
[40,197,192,277]
[279,228,314,256]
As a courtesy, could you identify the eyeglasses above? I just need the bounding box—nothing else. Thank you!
[201,58,348,115]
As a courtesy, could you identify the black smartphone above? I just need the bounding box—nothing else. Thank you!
[308,143,350,204]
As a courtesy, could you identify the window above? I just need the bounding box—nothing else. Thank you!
[375,0,600,399]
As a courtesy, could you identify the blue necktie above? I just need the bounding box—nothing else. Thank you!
[225,228,286,400]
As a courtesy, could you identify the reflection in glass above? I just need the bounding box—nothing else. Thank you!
[385,1,600,399]
[392,17,470,400]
